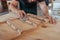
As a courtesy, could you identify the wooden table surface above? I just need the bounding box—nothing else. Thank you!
[13,20,60,40]
[0,13,60,40]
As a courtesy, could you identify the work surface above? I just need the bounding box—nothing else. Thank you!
[0,20,60,40]
[0,13,60,40]
[13,20,60,40]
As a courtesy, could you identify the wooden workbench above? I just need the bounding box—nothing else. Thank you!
[13,20,60,40]
[0,12,60,40]
[0,13,44,40]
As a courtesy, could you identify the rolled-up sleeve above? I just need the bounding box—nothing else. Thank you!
[37,0,44,2]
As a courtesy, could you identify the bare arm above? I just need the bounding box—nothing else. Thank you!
[38,1,56,24]
[38,1,49,16]
[9,0,26,18]
[9,0,19,13]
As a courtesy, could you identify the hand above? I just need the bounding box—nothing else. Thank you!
[45,16,56,24]
[17,10,26,18]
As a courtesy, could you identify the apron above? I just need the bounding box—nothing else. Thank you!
[18,0,37,15]
[45,0,49,6]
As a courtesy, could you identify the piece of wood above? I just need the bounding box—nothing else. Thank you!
[6,18,38,33]
[27,13,48,23]
[27,15,42,25]
[0,22,21,40]
[13,20,60,40]
[6,13,47,33]
[0,13,46,40]
[27,14,47,28]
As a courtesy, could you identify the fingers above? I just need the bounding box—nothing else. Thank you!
[19,10,26,19]
[51,18,56,24]
[53,19,56,24]
[44,16,56,24]
[19,12,23,18]
[49,17,53,24]
[21,10,27,17]
[49,17,55,24]
[49,17,56,24]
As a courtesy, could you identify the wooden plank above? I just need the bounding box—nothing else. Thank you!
[5,13,47,40]
[27,15,42,25]
[27,13,48,23]
[6,18,39,33]
[6,13,47,33]
[0,13,46,40]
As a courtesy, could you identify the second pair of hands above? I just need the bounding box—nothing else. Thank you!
[17,10,56,24]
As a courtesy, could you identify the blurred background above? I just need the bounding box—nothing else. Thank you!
[0,0,60,19]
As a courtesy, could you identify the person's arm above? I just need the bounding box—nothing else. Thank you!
[38,1,56,24]
[9,0,26,18]
[9,0,19,13]
[38,1,49,16]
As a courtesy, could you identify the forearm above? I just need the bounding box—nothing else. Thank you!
[9,0,20,14]
[38,1,49,16]
[9,4,19,14]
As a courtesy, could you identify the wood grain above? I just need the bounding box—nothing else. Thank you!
[6,18,40,33]
[13,20,60,40]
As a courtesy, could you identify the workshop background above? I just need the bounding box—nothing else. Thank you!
[0,0,60,19]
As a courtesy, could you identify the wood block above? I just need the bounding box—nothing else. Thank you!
[0,22,21,40]
[0,13,47,40]
[27,13,47,28]
[6,14,47,40]
[6,13,47,33]
[27,13,49,23]
[27,15,42,25]
[6,19,38,33]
